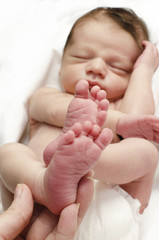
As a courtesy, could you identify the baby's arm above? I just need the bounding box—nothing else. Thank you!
[116,114,159,142]
[29,86,159,143]
[29,87,73,127]
[29,87,125,136]
[119,41,159,115]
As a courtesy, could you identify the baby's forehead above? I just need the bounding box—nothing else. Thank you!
[64,17,141,63]
[63,8,148,54]
[72,17,118,37]
[74,16,116,29]
[70,16,144,53]
[71,17,130,45]
[73,15,136,39]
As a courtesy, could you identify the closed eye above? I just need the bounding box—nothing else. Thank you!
[110,65,127,73]
[70,55,91,64]
[109,64,132,75]
[71,55,91,60]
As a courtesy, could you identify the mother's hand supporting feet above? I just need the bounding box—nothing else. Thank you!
[0,184,33,240]
[12,173,94,240]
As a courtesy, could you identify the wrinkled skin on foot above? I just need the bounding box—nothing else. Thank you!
[44,122,112,215]
[63,79,109,133]
[43,79,110,165]
[43,79,112,214]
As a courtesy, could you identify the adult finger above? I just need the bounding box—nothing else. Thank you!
[46,173,94,240]
[46,203,79,240]
[26,206,58,240]
[76,172,94,225]
[0,184,33,240]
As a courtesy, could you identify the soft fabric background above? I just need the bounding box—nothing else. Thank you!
[0,0,159,239]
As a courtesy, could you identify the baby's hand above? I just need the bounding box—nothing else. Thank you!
[116,114,159,142]
[134,41,159,72]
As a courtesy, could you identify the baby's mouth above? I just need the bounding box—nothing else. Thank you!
[86,79,102,90]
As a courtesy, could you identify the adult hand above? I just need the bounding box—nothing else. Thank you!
[0,184,33,240]
[0,172,94,240]
[23,172,94,240]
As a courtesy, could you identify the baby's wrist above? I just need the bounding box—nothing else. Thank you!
[133,64,154,78]
[116,115,128,138]
[116,117,123,137]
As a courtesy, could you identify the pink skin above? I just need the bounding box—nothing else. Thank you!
[134,41,159,70]
[63,79,109,132]
[43,79,110,166]
[43,80,113,214]
[117,114,159,142]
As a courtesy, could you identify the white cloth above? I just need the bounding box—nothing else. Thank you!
[0,0,159,239]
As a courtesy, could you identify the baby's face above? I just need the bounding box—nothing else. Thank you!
[60,18,141,102]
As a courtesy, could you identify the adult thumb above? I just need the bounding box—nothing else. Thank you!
[0,184,33,240]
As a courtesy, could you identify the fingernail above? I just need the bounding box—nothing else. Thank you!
[14,184,22,199]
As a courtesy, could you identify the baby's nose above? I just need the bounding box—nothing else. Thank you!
[86,58,106,79]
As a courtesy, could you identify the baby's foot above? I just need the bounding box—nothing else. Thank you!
[42,79,112,214]
[44,121,112,214]
[63,79,109,132]
[44,79,109,165]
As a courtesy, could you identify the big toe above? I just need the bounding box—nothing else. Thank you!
[75,80,89,99]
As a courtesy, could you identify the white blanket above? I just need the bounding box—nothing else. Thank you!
[0,0,159,239]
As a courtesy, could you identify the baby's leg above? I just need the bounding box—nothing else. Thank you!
[120,139,158,213]
[93,138,158,213]
[0,143,45,210]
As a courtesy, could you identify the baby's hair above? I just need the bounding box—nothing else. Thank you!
[63,7,149,52]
